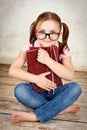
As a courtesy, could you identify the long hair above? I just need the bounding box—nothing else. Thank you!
[29,12,69,53]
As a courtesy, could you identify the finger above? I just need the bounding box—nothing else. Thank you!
[43,71,51,76]
[45,85,55,91]
[50,83,57,89]
[38,48,47,54]
[41,81,53,91]
[42,85,51,91]
[47,83,57,90]
[37,51,41,57]
[43,82,57,91]
[38,48,43,53]
[45,81,57,90]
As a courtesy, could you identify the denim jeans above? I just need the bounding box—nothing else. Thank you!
[14,82,82,123]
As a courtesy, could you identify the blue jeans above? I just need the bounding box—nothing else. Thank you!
[14,82,82,123]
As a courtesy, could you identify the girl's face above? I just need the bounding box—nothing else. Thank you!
[35,20,60,47]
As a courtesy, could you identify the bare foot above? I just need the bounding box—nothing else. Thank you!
[59,104,80,115]
[12,111,39,123]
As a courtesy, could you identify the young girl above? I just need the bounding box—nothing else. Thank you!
[9,11,82,123]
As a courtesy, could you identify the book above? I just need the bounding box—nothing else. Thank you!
[26,46,63,92]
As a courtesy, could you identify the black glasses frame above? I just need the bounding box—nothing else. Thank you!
[35,31,60,41]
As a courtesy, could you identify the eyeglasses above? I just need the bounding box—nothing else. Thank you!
[35,30,60,41]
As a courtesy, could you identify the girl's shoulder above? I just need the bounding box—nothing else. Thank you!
[21,40,41,52]
[21,44,30,52]
[21,43,33,52]
[59,46,71,61]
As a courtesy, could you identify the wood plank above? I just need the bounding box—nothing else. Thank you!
[0,90,87,104]
[0,73,87,92]
[0,77,22,86]
[0,64,27,77]
[0,84,87,108]
[0,85,15,98]
[0,113,87,130]
[0,83,87,104]
[0,92,87,123]
[0,103,87,124]
[0,64,87,92]
[0,80,87,102]
[0,98,31,113]
[0,64,87,130]
[63,80,87,92]
[0,76,87,92]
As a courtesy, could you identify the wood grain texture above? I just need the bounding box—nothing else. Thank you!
[0,64,87,130]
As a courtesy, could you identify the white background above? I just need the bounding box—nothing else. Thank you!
[0,0,87,71]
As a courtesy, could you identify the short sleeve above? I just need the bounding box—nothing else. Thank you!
[21,44,30,52]
[59,47,71,61]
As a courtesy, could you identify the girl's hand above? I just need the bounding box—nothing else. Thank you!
[37,48,51,65]
[35,71,57,91]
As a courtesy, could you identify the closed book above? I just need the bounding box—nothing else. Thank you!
[26,46,63,92]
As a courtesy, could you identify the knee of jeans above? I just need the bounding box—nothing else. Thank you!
[69,82,82,96]
[14,83,26,98]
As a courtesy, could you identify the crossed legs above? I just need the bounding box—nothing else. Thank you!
[12,82,81,123]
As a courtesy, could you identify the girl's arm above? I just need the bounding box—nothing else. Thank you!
[9,51,37,83]
[37,48,74,81]
[46,56,74,81]
[9,51,56,91]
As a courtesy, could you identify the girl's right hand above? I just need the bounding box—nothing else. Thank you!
[35,72,57,91]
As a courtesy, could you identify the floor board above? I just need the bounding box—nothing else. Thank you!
[0,64,87,130]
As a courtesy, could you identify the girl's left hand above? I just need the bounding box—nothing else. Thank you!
[37,48,50,64]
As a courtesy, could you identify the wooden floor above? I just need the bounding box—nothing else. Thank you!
[0,64,87,130]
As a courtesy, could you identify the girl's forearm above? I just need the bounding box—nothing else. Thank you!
[46,58,74,81]
[9,67,37,83]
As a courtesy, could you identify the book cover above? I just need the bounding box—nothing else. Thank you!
[26,46,63,92]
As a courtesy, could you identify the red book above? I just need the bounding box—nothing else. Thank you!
[26,46,63,92]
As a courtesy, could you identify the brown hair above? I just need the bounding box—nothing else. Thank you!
[29,11,69,53]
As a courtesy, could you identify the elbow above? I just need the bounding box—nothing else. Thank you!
[8,66,14,77]
[8,67,12,76]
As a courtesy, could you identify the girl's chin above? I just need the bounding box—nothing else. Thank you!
[40,43,53,47]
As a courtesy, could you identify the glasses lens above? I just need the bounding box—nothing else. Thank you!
[50,33,59,41]
[37,32,45,40]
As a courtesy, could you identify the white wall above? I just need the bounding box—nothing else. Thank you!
[0,0,87,71]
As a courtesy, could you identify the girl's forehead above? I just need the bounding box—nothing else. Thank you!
[36,20,60,30]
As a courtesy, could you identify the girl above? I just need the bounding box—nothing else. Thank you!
[9,11,82,123]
